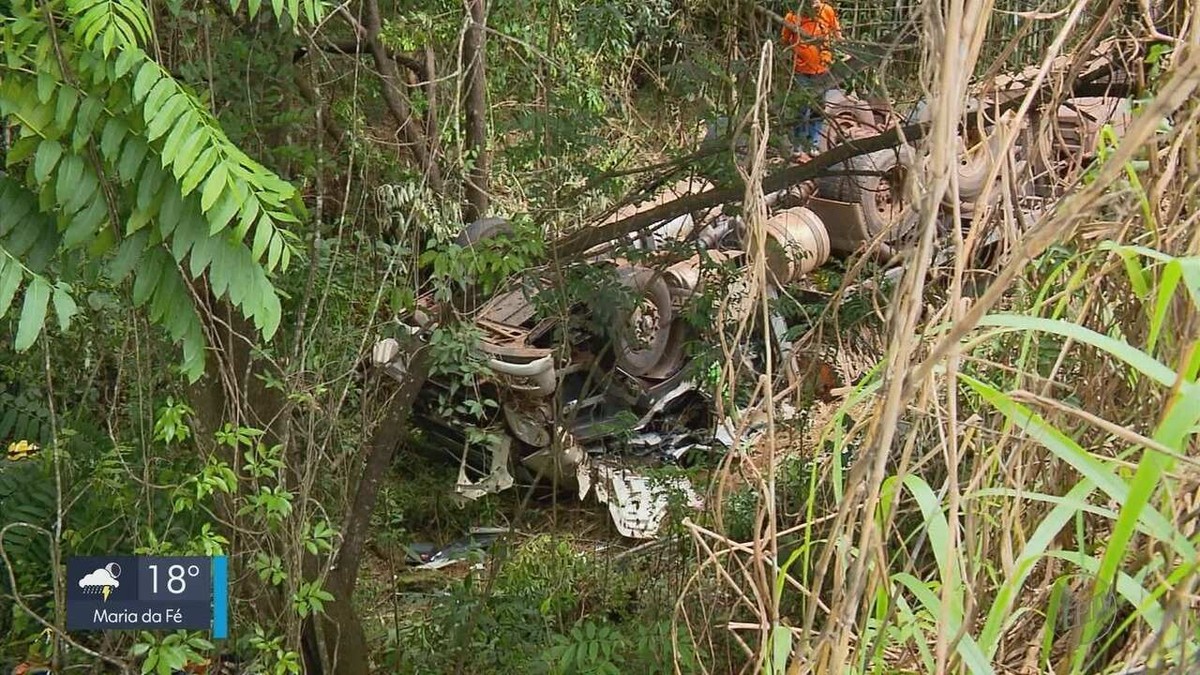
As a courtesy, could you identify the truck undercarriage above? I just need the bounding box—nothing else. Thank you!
[370,38,1138,537]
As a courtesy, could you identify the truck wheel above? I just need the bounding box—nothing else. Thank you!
[613,266,674,377]
[815,146,914,241]
[455,216,513,247]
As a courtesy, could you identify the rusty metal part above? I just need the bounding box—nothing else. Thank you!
[815,90,885,153]
[1068,96,1132,134]
[663,249,735,300]
[986,38,1136,97]
[665,259,701,297]
[478,287,538,326]
[818,116,878,152]
[762,208,831,285]
[814,145,916,241]
[640,318,689,380]
[954,158,1032,219]
[825,89,877,129]
[594,177,717,255]
[695,217,735,249]
[476,318,535,349]
[1054,96,1132,157]
[945,131,1004,205]
[866,157,912,237]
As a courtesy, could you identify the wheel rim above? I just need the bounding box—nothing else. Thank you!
[630,296,662,351]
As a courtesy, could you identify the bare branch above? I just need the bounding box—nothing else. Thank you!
[305,40,431,81]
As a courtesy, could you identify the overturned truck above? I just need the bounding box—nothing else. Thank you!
[371,40,1138,537]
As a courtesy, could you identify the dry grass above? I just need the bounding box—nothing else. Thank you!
[671,1,1200,674]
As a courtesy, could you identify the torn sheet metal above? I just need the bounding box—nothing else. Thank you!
[455,437,514,501]
[715,415,765,450]
[592,463,704,539]
[626,431,710,462]
[714,401,803,450]
[632,378,698,431]
[520,433,592,495]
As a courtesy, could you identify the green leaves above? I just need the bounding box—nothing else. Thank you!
[0,179,80,350]
[1,30,301,380]
[132,631,212,675]
[14,276,51,351]
[0,258,23,316]
[127,54,298,275]
[235,0,326,25]
[33,140,63,183]
[68,0,153,56]
[1,7,301,380]
[880,474,994,675]
[960,243,1200,670]
[291,581,334,618]
[200,163,228,212]
[52,282,79,331]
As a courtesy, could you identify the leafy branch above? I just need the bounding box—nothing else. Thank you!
[0,0,305,378]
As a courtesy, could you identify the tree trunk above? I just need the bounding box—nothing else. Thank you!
[362,0,444,191]
[318,341,433,675]
[462,0,490,222]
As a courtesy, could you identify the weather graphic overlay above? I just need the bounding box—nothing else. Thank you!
[66,556,228,636]
[78,562,123,601]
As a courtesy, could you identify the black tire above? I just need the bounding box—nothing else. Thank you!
[453,217,513,313]
[814,146,913,240]
[613,266,674,377]
[455,216,513,247]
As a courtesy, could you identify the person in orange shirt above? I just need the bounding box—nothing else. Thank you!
[781,0,842,157]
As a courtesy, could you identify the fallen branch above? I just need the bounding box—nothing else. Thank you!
[549,122,929,259]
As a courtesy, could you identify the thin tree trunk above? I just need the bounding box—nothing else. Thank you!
[362,0,444,191]
[425,45,440,167]
[320,342,432,675]
[462,0,490,222]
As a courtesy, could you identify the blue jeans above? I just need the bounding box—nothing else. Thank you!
[792,73,828,152]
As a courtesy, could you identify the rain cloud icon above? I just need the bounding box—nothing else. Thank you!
[78,562,121,601]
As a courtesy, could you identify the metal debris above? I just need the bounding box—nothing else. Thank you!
[592,463,704,540]
[455,436,514,502]
[410,527,511,569]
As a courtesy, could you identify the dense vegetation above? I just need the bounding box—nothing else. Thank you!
[1,0,1198,672]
